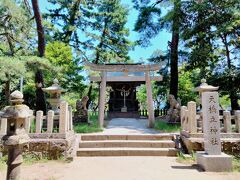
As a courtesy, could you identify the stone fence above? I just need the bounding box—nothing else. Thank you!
[0,101,73,135]
[181,101,240,134]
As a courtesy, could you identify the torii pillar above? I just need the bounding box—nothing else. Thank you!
[145,71,155,128]
[98,71,107,127]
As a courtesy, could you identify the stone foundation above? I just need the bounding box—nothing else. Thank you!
[196,152,232,172]
[0,131,78,160]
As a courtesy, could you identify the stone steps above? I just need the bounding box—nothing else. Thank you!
[77,147,178,157]
[77,134,178,157]
[79,140,175,148]
[80,134,173,141]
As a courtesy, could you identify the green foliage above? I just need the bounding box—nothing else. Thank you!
[134,6,161,46]
[0,0,34,55]
[178,69,198,106]
[176,151,196,164]
[154,120,181,132]
[0,56,26,82]
[45,41,85,94]
[45,41,73,68]
[233,157,240,172]
[62,92,81,111]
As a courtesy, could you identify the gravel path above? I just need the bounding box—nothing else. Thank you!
[0,157,239,180]
[101,118,160,134]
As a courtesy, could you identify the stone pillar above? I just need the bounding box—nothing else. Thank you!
[184,109,189,131]
[60,101,69,133]
[145,71,155,128]
[36,110,43,133]
[197,91,232,172]
[98,71,107,128]
[25,110,33,133]
[47,110,54,133]
[202,92,221,155]
[180,106,187,131]
[223,111,231,133]
[187,101,197,133]
[0,118,7,134]
[68,106,73,131]
[235,110,240,133]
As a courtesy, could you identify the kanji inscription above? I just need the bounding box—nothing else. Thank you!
[202,92,221,155]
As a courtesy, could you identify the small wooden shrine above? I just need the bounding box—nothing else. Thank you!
[87,63,163,128]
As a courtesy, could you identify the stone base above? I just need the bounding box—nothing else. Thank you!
[121,107,127,112]
[196,151,232,172]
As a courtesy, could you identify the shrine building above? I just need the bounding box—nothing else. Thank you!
[87,63,163,128]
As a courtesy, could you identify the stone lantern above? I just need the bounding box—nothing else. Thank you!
[1,90,30,180]
[195,79,219,105]
[42,79,65,114]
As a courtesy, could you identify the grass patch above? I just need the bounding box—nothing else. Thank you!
[0,153,69,171]
[154,120,181,132]
[73,113,103,133]
[176,151,196,164]
[233,157,240,172]
[0,155,7,171]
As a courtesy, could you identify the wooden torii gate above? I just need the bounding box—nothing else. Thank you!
[87,63,163,128]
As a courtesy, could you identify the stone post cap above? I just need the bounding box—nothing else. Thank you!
[42,78,65,93]
[194,79,219,92]
[10,90,24,103]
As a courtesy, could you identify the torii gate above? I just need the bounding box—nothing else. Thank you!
[87,63,163,128]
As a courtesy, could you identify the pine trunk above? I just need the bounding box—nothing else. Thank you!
[31,0,45,57]
[223,34,239,110]
[35,70,47,115]
[169,0,180,98]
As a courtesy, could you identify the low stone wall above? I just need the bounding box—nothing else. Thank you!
[0,131,78,160]
[180,131,240,157]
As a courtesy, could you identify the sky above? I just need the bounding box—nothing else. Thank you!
[39,0,171,63]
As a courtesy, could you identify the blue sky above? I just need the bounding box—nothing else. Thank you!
[39,0,171,62]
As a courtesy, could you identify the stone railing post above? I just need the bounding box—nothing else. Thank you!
[25,110,33,133]
[36,110,43,133]
[68,106,73,131]
[235,110,240,133]
[188,101,197,133]
[60,101,68,133]
[185,109,189,132]
[223,111,231,133]
[0,118,7,134]
[47,110,54,133]
[180,106,187,131]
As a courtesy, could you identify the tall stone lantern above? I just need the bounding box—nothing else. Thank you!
[1,90,30,180]
[42,79,65,114]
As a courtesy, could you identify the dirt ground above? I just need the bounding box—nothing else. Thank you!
[0,157,239,180]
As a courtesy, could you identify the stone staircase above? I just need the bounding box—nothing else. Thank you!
[77,134,179,156]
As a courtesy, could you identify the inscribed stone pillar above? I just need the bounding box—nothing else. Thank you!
[145,71,155,128]
[98,71,107,128]
[36,110,43,133]
[235,110,240,133]
[47,110,54,133]
[223,111,231,133]
[202,92,221,155]
[187,101,197,133]
[60,101,68,133]
[0,118,7,134]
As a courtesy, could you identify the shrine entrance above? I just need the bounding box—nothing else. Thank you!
[108,82,140,119]
[87,63,163,128]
